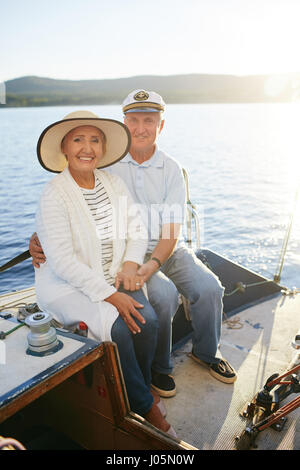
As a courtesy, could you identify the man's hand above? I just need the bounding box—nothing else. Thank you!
[105,292,145,334]
[136,222,181,282]
[29,232,46,268]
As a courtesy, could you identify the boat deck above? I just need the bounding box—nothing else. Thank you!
[1,287,300,450]
[166,292,300,450]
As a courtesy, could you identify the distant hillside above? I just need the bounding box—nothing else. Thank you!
[2,73,300,107]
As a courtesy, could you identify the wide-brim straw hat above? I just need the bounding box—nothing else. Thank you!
[37,110,131,173]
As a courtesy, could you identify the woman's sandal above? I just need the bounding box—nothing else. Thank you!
[144,403,177,438]
[151,388,167,418]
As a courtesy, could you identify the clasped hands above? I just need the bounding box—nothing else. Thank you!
[115,259,159,291]
[107,260,160,335]
[115,269,145,292]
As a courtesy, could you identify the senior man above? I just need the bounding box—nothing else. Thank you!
[30,89,237,398]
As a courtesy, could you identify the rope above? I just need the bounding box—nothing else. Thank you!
[223,312,243,329]
[224,280,275,297]
[0,286,35,300]
[0,294,36,311]
[0,322,25,340]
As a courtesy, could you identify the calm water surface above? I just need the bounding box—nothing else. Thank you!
[0,103,299,294]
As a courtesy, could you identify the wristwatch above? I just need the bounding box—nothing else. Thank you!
[151,257,162,268]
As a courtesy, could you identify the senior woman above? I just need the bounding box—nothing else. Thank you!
[34,110,176,437]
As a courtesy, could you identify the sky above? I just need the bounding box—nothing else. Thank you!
[1,0,300,83]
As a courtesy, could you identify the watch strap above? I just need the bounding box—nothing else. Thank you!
[151,257,162,268]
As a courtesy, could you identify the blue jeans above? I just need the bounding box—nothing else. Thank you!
[146,246,224,374]
[111,287,158,416]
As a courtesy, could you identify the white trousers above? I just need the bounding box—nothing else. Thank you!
[38,290,119,342]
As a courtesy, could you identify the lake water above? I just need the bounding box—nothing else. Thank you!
[0,103,300,295]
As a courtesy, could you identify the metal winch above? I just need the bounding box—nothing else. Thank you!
[25,312,63,356]
[292,329,300,350]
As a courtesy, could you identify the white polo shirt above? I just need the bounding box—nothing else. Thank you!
[107,146,186,253]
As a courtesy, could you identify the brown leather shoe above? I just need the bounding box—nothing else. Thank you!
[144,403,177,438]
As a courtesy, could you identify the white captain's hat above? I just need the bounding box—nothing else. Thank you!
[122,89,165,114]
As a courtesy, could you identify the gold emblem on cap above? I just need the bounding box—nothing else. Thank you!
[134,90,149,101]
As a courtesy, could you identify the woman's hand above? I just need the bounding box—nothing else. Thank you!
[115,261,145,291]
[104,292,145,334]
[115,272,145,291]
[29,232,46,268]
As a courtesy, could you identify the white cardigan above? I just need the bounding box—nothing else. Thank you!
[35,168,148,310]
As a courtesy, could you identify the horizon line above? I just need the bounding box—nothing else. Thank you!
[3,70,300,83]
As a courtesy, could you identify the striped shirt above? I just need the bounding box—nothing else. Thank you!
[80,177,115,285]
